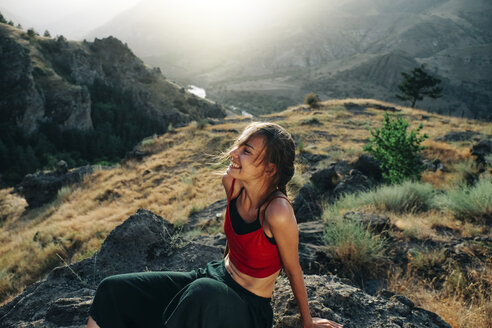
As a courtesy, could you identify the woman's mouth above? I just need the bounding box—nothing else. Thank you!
[230,161,241,169]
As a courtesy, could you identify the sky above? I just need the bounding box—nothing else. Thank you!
[0,0,141,39]
[0,0,304,41]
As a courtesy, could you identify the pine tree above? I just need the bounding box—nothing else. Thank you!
[396,65,442,108]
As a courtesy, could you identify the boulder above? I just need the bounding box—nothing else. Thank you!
[435,130,483,142]
[351,154,383,181]
[15,165,95,208]
[331,169,375,201]
[293,183,323,223]
[272,275,450,328]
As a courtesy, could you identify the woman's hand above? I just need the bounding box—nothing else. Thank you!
[304,317,343,328]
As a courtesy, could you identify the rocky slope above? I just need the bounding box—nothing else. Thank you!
[0,209,451,328]
[0,22,224,135]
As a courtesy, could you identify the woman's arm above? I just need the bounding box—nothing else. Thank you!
[267,201,343,328]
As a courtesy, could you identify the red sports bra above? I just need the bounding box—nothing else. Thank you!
[224,179,291,278]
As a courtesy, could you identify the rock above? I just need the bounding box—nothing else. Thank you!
[56,160,68,174]
[422,159,444,172]
[45,296,93,326]
[435,131,483,142]
[352,154,383,181]
[0,209,451,328]
[332,169,374,201]
[293,183,323,223]
[310,167,339,192]
[471,138,492,158]
[15,165,95,208]
[272,275,450,328]
[298,152,328,166]
[123,149,149,162]
[0,209,223,328]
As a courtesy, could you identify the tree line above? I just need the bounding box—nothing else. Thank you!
[0,79,165,186]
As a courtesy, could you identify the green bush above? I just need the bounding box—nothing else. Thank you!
[434,179,492,223]
[304,93,320,108]
[364,112,428,184]
[361,181,435,213]
[323,217,386,279]
[27,28,38,37]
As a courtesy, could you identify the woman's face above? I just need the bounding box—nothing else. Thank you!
[226,135,271,182]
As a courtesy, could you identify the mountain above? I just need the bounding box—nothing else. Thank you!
[0,22,225,185]
[87,0,492,119]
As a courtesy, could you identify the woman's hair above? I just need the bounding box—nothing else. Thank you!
[226,122,296,196]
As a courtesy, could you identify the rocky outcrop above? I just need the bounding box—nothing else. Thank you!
[0,209,451,328]
[273,275,450,328]
[15,163,96,208]
[293,155,382,222]
[0,24,225,134]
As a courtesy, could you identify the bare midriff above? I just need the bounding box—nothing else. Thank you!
[224,254,280,298]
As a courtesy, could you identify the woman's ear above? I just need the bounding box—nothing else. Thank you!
[265,162,277,177]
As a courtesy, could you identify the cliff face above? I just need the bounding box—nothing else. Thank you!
[0,23,224,134]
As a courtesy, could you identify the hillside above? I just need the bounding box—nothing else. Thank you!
[88,0,492,119]
[0,22,225,185]
[0,99,491,327]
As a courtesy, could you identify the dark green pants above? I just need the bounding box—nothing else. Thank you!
[89,260,273,328]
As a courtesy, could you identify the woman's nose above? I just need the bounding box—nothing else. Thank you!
[230,147,239,158]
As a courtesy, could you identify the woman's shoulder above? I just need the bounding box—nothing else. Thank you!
[263,193,295,226]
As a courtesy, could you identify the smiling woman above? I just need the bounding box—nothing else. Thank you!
[86,122,343,328]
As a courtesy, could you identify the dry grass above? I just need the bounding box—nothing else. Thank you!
[388,269,492,328]
[0,98,491,316]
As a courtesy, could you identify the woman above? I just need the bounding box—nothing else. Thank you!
[86,122,342,328]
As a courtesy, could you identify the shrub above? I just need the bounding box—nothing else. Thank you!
[434,179,492,223]
[323,217,386,280]
[27,28,38,37]
[408,247,447,272]
[304,93,320,108]
[364,112,428,184]
[196,119,208,130]
[361,181,435,213]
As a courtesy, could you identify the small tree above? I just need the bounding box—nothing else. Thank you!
[27,28,38,37]
[396,65,442,108]
[304,92,320,108]
[43,30,51,37]
[363,112,428,184]
[0,11,7,24]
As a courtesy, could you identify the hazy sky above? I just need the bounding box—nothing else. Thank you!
[0,0,141,39]
[0,0,306,40]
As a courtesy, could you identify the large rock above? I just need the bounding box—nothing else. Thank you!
[293,156,382,222]
[15,165,95,208]
[0,209,451,328]
[272,275,451,328]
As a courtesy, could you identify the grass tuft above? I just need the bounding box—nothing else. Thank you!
[434,179,492,223]
[323,216,386,280]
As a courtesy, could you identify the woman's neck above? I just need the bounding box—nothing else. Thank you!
[238,180,276,210]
